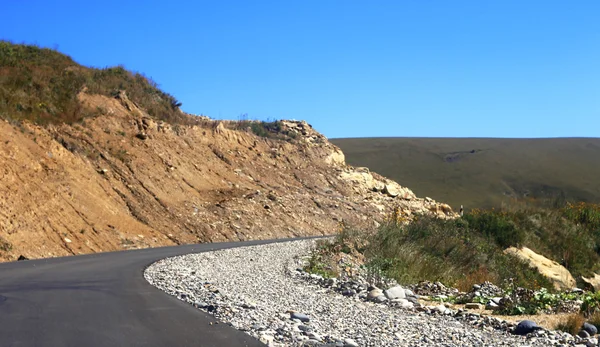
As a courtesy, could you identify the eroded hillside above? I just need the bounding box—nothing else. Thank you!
[0,91,455,261]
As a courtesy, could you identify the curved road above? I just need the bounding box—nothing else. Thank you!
[0,238,301,347]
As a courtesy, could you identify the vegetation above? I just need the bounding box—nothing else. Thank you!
[0,41,192,125]
[311,201,600,295]
[555,313,585,336]
[229,115,297,141]
[332,137,600,209]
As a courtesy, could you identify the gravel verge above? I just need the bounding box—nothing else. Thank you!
[144,239,588,346]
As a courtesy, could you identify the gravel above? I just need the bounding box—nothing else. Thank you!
[144,239,593,346]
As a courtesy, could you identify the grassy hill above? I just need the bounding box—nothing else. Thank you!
[331,137,600,209]
[0,41,192,125]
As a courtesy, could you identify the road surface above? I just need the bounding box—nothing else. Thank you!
[0,238,299,347]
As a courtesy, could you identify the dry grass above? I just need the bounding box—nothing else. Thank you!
[586,311,600,328]
[554,313,585,335]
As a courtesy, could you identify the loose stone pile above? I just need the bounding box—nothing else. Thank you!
[145,240,599,346]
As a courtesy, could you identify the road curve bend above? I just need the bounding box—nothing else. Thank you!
[0,238,301,347]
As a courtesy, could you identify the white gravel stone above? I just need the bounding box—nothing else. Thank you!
[144,239,574,346]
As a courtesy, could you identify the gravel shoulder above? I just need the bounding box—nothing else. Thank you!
[144,239,580,346]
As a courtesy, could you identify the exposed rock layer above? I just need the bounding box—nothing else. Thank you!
[0,92,455,261]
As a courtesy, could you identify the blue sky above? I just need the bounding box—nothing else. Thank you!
[2,1,599,138]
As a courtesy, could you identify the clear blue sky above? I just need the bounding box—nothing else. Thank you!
[2,1,599,138]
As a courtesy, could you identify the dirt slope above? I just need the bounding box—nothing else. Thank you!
[0,93,455,262]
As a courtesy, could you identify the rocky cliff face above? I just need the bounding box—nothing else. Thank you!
[0,92,456,262]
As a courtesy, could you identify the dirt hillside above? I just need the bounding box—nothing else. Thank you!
[0,91,455,262]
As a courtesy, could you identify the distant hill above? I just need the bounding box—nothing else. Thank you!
[331,137,600,209]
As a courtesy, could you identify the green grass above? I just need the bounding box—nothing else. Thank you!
[0,41,193,125]
[315,201,600,295]
[331,137,600,210]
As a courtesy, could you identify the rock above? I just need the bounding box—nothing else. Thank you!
[343,338,359,347]
[307,332,322,341]
[486,301,499,310]
[367,288,383,300]
[513,320,541,335]
[583,322,598,335]
[383,184,401,197]
[504,247,576,290]
[433,304,447,313]
[393,298,414,309]
[384,285,406,300]
[135,132,148,140]
[259,333,274,346]
[582,273,600,292]
[578,330,590,338]
[290,312,310,322]
[298,325,312,332]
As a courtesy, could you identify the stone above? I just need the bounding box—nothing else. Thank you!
[383,184,401,197]
[307,332,322,341]
[513,320,541,335]
[578,330,590,338]
[583,322,598,335]
[290,312,310,322]
[384,285,406,300]
[367,288,383,300]
[504,246,576,290]
[259,333,274,346]
[583,274,600,292]
[343,338,359,347]
[394,298,414,309]
[486,301,499,310]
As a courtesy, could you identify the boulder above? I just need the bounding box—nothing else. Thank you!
[383,183,401,197]
[583,322,598,336]
[582,273,600,292]
[504,247,576,291]
[384,285,406,300]
[513,320,541,335]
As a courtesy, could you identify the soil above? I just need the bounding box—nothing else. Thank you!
[0,92,454,262]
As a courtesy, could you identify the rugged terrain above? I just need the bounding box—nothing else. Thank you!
[332,137,600,209]
[0,92,454,262]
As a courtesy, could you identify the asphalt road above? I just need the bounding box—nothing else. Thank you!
[0,238,301,347]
